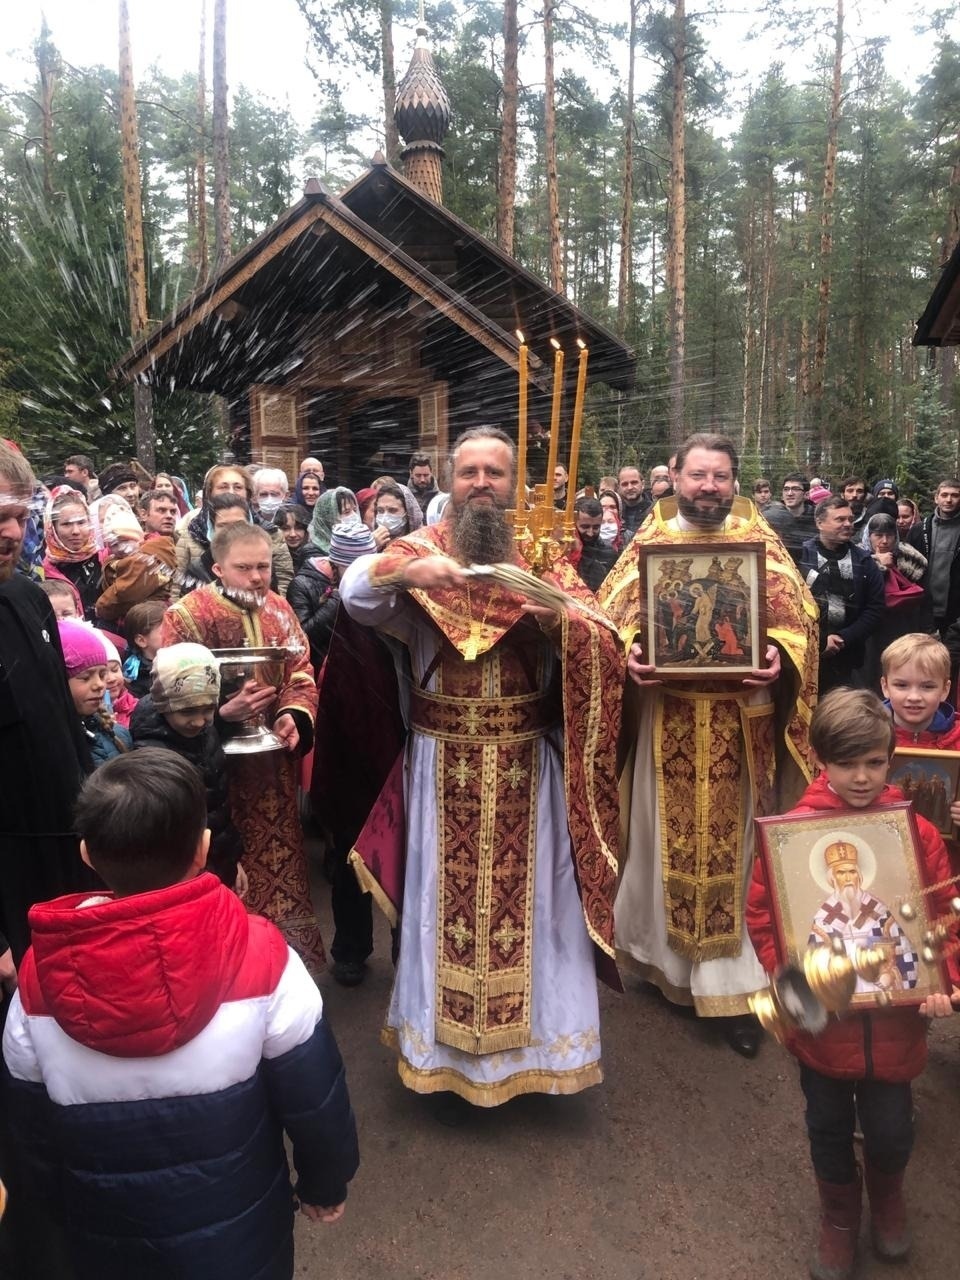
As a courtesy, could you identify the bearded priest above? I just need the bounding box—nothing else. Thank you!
[599,433,818,1059]
[340,427,622,1108]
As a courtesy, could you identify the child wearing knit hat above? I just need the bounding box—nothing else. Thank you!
[58,619,132,765]
[129,643,246,896]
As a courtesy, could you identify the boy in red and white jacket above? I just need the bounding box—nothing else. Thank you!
[746,687,960,1280]
[2,749,358,1280]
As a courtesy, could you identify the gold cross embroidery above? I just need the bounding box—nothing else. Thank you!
[504,760,528,790]
[491,918,524,956]
[446,914,473,953]
[449,755,477,789]
[457,704,483,736]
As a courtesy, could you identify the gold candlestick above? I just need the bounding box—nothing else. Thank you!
[564,339,589,524]
[545,338,563,504]
[516,330,528,514]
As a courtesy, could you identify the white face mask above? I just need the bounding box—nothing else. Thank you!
[376,512,406,536]
[257,496,282,517]
[599,523,618,545]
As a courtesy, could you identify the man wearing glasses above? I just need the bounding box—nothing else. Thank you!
[764,472,817,566]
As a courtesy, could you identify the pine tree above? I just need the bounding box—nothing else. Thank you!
[898,370,956,503]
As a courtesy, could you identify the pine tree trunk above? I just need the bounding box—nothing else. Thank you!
[196,0,208,284]
[616,0,637,335]
[741,198,755,454]
[36,21,58,201]
[497,0,519,253]
[668,0,686,444]
[213,0,231,269]
[543,0,564,293]
[756,175,775,450]
[811,0,843,461]
[381,0,400,165]
[118,0,155,471]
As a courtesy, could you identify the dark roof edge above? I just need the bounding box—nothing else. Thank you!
[914,238,960,347]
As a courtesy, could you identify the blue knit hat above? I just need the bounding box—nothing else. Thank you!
[329,520,378,567]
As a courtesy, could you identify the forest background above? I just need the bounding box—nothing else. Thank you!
[1,0,959,500]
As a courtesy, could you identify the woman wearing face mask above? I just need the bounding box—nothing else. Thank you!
[42,488,103,619]
[598,488,626,552]
[374,481,423,545]
[309,486,361,555]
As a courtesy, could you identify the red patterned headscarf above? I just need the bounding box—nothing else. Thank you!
[43,486,96,565]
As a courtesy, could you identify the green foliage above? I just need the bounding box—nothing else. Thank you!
[897,370,957,503]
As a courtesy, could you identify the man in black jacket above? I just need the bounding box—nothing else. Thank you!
[799,496,885,693]
[573,497,618,593]
[764,472,817,565]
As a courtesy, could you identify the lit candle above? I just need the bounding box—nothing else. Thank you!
[516,330,528,512]
[565,340,589,523]
[546,338,563,509]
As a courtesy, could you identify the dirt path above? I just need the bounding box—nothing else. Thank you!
[295,892,960,1280]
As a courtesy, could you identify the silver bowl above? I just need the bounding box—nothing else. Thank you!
[212,646,287,755]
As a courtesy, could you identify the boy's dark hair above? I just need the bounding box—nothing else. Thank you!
[781,471,808,490]
[575,496,602,517]
[208,492,250,522]
[125,600,167,648]
[839,474,866,491]
[810,688,895,763]
[74,749,207,895]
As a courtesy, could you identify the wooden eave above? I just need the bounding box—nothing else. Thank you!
[113,189,548,390]
[915,239,960,347]
[340,159,637,390]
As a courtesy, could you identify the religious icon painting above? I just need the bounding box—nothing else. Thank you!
[755,804,950,1011]
[637,541,766,678]
[889,747,960,837]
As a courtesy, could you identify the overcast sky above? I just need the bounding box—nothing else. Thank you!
[2,1,958,155]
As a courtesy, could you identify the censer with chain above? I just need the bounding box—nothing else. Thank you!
[749,881,960,1044]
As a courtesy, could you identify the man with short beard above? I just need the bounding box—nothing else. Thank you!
[600,433,819,1059]
[339,427,623,1112]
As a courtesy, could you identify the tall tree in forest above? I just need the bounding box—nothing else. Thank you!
[34,17,60,200]
[667,0,687,443]
[810,0,844,459]
[118,0,155,470]
[543,0,564,293]
[196,1,208,283]
[497,0,519,253]
[213,0,231,268]
[296,1,399,163]
[617,0,637,335]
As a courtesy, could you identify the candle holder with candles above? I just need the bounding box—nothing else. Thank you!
[507,332,589,576]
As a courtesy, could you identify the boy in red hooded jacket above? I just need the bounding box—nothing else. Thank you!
[746,687,960,1280]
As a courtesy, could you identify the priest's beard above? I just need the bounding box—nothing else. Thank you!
[677,493,734,529]
[838,883,864,917]
[450,501,515,565]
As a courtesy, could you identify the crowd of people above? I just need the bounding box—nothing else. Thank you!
[1,431,959,1280]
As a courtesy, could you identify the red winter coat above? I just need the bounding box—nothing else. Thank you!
[746,775,960,1082]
